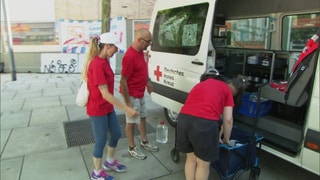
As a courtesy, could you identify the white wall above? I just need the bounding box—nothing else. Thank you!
[1,0,55,22]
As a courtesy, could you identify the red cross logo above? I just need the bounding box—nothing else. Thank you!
[154,65,162,81]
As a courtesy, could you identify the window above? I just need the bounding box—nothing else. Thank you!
[151,3,209,55]
[225,17,269,49]
[282,13,320,51]
[10,22,58,45]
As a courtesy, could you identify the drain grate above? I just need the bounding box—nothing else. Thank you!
[64,115,156,148]
[64,119,95,147]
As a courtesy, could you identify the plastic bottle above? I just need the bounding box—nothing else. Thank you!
[156,121,168,144]
[247,72,253,81]
[262,73,269,84]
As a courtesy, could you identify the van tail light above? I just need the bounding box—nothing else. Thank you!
[304,129,320,153]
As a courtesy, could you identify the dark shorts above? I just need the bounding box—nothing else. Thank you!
[176,113,219,162]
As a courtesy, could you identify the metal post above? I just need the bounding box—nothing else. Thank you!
[2,0,17,81]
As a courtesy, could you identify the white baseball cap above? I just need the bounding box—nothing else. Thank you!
[99,32,120,48]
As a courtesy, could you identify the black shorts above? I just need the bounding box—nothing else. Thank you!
[176,113,219,162]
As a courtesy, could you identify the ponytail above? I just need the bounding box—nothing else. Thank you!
[81,37,101,80]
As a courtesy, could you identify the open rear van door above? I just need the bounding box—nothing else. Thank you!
[148,0,215,115]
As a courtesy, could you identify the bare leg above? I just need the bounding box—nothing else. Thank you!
[93,157,102,171]
[185,152,197,180]
[195,157,210,180]
[106,146,115,159]
[126,123,136,147]
[138,117,147,142]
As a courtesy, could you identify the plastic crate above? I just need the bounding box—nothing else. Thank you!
[238,92,272,118]
[211,127,263,179]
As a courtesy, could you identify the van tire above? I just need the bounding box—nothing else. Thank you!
[164,108,178,127]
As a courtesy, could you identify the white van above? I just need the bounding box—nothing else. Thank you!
[147,0,320,175]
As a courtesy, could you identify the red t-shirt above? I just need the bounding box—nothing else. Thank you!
[86,56,114,116]
[120,46,148,98]
[180,78,234,121]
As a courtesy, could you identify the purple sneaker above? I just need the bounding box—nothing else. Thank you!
[91,170,114,180]
[103,160,127,173]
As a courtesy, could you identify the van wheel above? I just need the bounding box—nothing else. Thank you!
[164,108,178,127]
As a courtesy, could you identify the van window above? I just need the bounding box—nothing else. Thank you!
[282,13,320,51]
[151,3,209,55]
[225,17,269,49]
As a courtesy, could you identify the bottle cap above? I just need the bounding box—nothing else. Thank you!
[160,121,165,124]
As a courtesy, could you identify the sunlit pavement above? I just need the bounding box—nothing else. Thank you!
[1,73,319,180]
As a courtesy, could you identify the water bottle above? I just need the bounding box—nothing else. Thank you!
[156,120,168,143]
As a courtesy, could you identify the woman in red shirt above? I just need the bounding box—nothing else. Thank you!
[177,69,248,180]
[82,32,138,180]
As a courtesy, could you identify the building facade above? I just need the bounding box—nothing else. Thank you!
[0,0,155,73]
[55,0,155,20]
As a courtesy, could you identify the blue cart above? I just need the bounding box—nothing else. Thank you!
[211,126,264,180]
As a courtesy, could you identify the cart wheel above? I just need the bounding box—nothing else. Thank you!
[249,167,261,180]
[171,148,180,163]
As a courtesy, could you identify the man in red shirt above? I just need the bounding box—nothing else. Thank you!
[120,28,159,160]
[177,69,248,180]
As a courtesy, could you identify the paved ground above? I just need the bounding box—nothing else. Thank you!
[1,73,319,180]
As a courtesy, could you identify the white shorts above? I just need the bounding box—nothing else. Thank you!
[125,96,147,124]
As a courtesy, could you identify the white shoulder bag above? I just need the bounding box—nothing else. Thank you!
[76,80,89,107]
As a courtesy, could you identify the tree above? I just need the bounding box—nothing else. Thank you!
[101,0,111,33]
